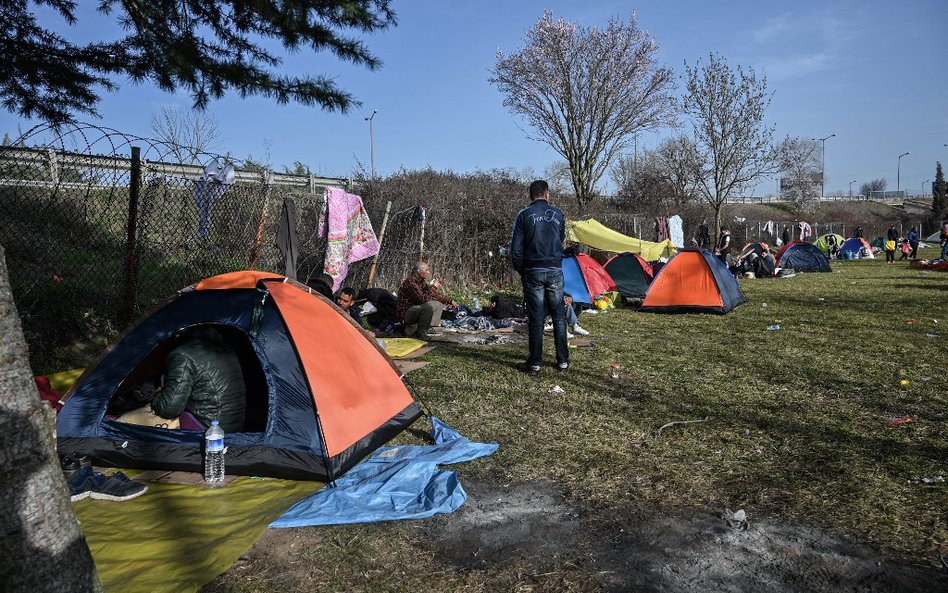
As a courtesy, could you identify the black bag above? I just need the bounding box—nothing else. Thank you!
[106,379,160,416]
[489,293,525,319]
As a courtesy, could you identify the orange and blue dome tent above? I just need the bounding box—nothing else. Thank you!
[640,248,745,314]
[56,270,422,481]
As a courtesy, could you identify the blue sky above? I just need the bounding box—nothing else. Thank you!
[4,0,946,196]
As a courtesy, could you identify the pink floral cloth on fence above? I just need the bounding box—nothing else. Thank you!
[318,187,380,291]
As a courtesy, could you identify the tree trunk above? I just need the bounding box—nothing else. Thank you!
[0,245,102,593]
[712,205,723,251]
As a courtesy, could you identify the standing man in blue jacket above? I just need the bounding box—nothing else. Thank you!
[510,180,569,374]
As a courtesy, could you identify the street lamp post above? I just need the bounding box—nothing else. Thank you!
[897,151,910,195]
[364,109,378,177]
[922,179,930,197]
[849,179,857,199]
[815,134,835,198]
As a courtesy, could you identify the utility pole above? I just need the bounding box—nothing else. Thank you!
[365,109,378,177]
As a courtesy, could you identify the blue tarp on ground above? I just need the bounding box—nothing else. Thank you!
[270,418,498,527]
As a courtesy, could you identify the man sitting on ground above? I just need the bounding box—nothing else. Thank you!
[152,327,246,432]
[395,261,457,340]
[335,287,363,326]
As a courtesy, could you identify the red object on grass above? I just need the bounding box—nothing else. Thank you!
[883,417,913,426]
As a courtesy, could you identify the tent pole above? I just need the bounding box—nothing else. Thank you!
[365,200,392,289]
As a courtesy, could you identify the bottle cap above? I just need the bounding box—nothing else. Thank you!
[211,420,219,426]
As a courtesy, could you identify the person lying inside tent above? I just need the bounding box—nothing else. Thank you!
[151,328,247,432]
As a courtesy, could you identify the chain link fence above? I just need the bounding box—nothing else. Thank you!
[0,123,348,369]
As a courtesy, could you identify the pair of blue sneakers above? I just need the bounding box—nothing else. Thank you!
[62,453,148,502]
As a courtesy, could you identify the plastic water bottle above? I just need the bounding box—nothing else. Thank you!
[471,296,481,313]
[204,420,225,487]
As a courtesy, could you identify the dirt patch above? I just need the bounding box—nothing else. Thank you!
[426,479,948,593]
[426,478,579,569]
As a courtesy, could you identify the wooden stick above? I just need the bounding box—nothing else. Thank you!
[365,200,392,289]
[657,416,711,436]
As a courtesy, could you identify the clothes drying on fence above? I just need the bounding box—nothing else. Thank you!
[668,215,684,248]
[318,187,380,292]
[275,197,299,280]
[193,160,236,240]
[798,221,812,242]
[656,216,669,242]
[764,221,775,236]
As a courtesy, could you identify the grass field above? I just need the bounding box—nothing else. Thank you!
[204,247,945,591]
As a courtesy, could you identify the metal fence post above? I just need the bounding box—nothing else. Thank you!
[121,146,141,323]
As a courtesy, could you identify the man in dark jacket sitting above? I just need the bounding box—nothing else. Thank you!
[152,328,246,432]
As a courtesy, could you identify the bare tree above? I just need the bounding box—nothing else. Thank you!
[490,11,676,210]
[858,178,887,199]
[149,106,223,165]
[778,137,821,210]
[0,246,103,592]
[654,135,701,208]
[683,54,776,245]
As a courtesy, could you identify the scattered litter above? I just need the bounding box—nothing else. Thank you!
[907,476,945,485]
[899,379,910,387]
[722,508,749,531]
[921,376,931,382]
[610,363,621,379]
[818,297,825,302]
[760,302,768,308]
[926,333,941,338]
[934,319,939,324]
[883,417,913,426]
[905,319,915,325]
[548,385,565,394]
[767,325,781,331]
[657,416,711,436]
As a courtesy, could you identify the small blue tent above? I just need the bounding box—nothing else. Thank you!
[778,242,832,272]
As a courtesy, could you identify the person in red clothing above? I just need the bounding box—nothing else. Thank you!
[395,261,457,340]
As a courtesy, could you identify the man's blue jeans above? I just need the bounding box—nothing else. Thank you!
[521,268,568,367]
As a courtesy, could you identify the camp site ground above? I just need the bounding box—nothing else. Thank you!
[199,246,948,593]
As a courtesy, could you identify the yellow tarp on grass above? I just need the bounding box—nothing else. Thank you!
[74,476,321,593]
[566,218,677,260]
[384,337,427,358]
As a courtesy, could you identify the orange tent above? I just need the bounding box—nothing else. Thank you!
[640,248,745,314]
[58,271,421,481]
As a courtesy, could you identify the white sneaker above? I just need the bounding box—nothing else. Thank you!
[566,331,575,339]
[572,325,590,336]
[543,323,553,333]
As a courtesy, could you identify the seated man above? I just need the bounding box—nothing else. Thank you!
[335,287,363,326]
[152,328,246,432]
[395,261,457,340]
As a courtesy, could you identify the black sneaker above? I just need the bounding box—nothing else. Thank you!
[412,330,431,341]
[87,472,148,502]
[60,452,92,480]
[519,362,541,375]
[68,466,96,502]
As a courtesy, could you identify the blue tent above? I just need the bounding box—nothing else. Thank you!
[839,237,874,259]
[778,242,832,272]
[562,255,592,303]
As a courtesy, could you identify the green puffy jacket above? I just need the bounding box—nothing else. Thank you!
[152,338,247,432]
